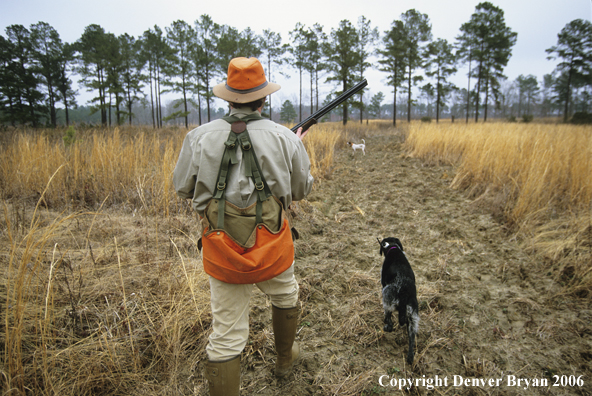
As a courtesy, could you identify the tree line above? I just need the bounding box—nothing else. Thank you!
[1,2,591,128]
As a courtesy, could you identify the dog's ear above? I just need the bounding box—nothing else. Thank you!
[394,238,403,251]
[377,238,383,256]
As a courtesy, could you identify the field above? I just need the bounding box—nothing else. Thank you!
[1,121,591,395]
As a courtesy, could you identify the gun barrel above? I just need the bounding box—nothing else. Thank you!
[291,78,368,133]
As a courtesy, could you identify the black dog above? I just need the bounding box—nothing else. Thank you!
[378,237,419,365]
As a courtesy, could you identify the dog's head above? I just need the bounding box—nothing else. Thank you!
[346,142,352,146]
[377,237,404,256]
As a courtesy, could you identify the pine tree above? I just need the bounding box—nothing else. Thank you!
[30,22,63,127]
[546,19,592,122]
[400,9,432,122]
[324,20,360,125]
[368,92,385,119]
[289,23,308,122]
[140,26,171,128]
[280,100,296,123]
[193,15,220,123]
[55,42,77,126]
[261,29,287,120]
[424,38,457,122]
[356,16,378,123]
[119,33,143,125]
[166,20,195,128]
[0,34,18,125]
[77,24,111,126]
[457,2,517,122]
[5,24,45,126]
[377,20,407,126]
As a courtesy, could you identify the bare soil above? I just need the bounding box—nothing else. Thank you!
[220,131,592,395]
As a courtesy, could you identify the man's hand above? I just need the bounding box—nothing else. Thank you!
[296,127,309,140]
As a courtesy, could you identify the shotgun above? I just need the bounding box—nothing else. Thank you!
[290,78,368,133]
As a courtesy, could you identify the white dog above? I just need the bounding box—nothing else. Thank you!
[347,139,366,155]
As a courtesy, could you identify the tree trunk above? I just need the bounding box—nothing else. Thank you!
[310,71,314,120]
[298,67,302,122]
[127,88,133,126]
[108,91,112,127]
[268,57,273,120]
[483,78,489,122]
[466,51,472,123]
[474,44,484,123]
[197,90,202,125]
[183,76,188,128]
[157,65,162,128]
[149,62,155,129]
[436,82,441,123]
[315,68,319,112]
[342,79,348,126]
[563,69,572,123]
[205,64,211,122]
[393,84,397,127]
[407,66,412,122]
[64,97,70,126]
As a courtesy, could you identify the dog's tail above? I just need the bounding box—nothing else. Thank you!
[362,139,365,144]
[406,306,419,365]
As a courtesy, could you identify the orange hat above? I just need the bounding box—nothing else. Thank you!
[213,57,280,103]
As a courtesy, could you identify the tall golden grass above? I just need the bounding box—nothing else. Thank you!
[0,127,184,215]
[302,125,341,180]
[404,121,592,296]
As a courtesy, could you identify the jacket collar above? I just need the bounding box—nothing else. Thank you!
[229,107,261,118]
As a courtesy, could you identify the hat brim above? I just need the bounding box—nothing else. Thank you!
[213,82,281,103]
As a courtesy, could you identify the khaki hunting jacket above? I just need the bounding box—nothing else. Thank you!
[173,107,314,216]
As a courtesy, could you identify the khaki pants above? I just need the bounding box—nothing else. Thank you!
[206,263,299,361]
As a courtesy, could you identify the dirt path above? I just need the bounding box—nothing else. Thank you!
[234,130,592,396]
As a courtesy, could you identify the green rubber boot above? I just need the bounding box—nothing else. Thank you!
[272,305,300,377]
[204,355,240,396]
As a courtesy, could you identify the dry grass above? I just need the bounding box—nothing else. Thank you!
[0,126,185,215]
[404,121,592,296]
[1,197,210,394]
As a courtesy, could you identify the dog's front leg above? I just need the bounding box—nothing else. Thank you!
[383,309,394,332]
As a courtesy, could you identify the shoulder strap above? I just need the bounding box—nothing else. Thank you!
[213,113,272,229]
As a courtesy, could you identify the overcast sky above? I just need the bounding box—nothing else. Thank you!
[2,0,591,109]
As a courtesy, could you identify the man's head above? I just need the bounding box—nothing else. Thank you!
[213,57,280,107]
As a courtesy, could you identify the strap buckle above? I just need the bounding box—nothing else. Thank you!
[217,182,226,190]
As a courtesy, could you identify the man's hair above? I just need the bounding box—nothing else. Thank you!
[229,98,265,112]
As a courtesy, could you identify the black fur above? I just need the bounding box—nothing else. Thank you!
[378,237,419,365]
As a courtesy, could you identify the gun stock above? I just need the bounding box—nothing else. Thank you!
[291,79,368,133]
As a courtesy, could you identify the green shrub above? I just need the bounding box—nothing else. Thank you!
[570,112,592,125]
[522,114,534,123]
[63,126,76,147]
